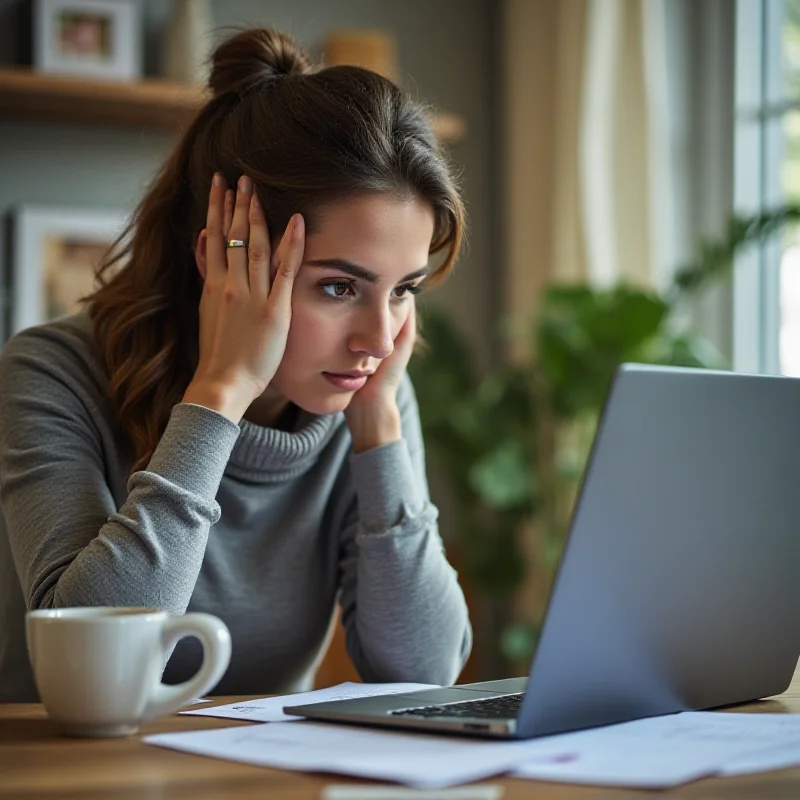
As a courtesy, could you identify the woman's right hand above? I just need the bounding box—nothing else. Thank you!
[182,173,305,423]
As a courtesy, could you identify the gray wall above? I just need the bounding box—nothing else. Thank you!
[0,0,500,363]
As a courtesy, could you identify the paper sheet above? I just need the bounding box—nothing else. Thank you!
[321,785,504,800]
[719,741,800,777]
[512,711,800,788]
[145,721,560,789]
[181,682,439,723]
[149,707,800,789]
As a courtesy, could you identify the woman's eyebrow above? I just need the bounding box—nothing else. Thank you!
[304,258,429,284]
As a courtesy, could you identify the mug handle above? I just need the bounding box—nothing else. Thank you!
[143,612,232,722]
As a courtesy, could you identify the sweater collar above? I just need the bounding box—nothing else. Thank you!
[226,408,342,480]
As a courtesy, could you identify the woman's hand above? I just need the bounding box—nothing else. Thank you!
[182,174,305,423]
[344,300,416,453]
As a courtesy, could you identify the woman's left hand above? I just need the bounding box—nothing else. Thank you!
[344,300,416,454]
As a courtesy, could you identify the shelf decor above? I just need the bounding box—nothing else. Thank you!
[323,29,398,82]
[33,0,142,82]
[162,0,215,86]
[8,205,127,336]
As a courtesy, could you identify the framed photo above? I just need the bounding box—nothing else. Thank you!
[34,0,142,81]
[8,206,127,337]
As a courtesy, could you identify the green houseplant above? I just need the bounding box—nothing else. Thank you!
[410,206,800,677]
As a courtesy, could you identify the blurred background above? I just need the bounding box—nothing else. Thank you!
[0,0,797,686]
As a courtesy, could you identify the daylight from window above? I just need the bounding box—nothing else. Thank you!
[780,1,800,375]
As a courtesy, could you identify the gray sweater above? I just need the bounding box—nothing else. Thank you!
[0,315,471,702]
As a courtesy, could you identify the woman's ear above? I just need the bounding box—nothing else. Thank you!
[195,229,208,281]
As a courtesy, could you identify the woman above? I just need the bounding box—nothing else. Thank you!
[0,26,471,702]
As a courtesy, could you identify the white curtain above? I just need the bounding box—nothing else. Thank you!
[502,0,678,621]
[503,0,675,296]
[578,0,673,290]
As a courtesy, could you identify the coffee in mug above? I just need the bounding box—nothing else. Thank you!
[26,607,231,737]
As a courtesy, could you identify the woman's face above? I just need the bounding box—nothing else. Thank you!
[270,193,435,415]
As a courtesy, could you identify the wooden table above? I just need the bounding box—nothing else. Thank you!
[1,666,799,800]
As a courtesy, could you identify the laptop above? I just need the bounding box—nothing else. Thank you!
[285,364,800,739]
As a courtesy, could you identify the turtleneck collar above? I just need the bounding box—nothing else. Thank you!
[225,408,344,482]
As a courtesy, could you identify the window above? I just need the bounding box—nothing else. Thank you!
[734,0,800,376]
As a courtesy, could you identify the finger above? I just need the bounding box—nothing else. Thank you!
[223,189,234,237]
[405,296,417,332]
[269,215,291,278]
[247,191,271,299]
[376,300,416,385]
[226,175,253,291]
[268,214,305,309]
[205,173,229,282]
[394,298,417,355]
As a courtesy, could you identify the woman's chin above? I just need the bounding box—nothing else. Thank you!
[290,390,355,417]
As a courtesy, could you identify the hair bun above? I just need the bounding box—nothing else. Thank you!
[209,27,313,96]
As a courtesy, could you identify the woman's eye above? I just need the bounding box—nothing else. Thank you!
[392,284,422,299]
[321,280,354,299]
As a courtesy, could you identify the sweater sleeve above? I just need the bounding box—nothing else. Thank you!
[0,332,240,612]
[337,373,472,686]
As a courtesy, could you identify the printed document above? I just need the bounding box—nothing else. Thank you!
[181,682,439,723]
[148,706,800,789]
[145,720,548,788]
[512,711,800,787]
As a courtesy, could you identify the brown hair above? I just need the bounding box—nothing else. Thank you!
[87,26,465,474]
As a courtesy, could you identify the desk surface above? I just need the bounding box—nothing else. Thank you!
[1,666,799,800]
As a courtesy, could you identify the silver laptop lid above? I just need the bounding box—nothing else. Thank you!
[519,364,800,738]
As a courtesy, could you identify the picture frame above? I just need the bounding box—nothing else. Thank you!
[8,205,127,338]
[33,0,142,82]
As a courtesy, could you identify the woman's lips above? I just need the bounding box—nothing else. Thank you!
[322,372,369,391]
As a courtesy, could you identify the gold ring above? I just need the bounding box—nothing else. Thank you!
[226,239,248,248]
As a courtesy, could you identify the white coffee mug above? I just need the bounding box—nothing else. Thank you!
[26,607,231,737]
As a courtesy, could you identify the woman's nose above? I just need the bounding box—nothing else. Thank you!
[349,308,394,360]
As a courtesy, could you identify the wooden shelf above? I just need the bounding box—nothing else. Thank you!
[0,67,465,142]
[0,67,205,131]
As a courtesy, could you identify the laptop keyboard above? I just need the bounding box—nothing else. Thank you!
[389,692,525,720]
